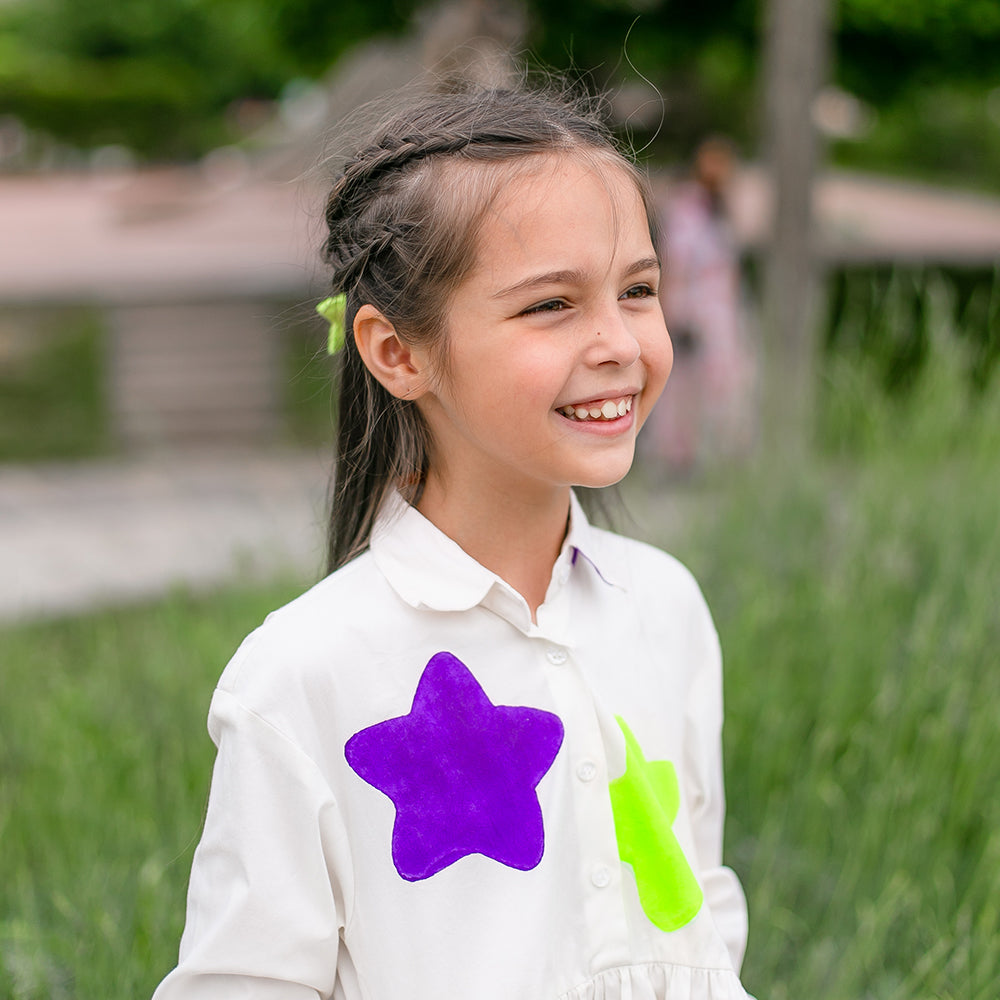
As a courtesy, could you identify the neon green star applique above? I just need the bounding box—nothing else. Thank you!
[608,717,703,932]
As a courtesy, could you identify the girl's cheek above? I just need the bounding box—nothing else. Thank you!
[641,348,673,420]
[660,333,675,382]
[640,330,672,386]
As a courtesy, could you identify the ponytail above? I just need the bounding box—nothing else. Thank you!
[327,302,429,572]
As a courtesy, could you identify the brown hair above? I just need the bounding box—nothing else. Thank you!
[322,82,656,573]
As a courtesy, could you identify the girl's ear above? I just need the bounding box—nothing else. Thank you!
[352,304,431,400]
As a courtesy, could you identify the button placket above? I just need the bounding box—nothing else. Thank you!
[539,637,631,966]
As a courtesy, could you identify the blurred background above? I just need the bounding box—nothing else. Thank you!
[1,1,998,998]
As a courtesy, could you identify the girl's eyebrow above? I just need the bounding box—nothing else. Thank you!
[491,256,661,300]
[491,268,587,300]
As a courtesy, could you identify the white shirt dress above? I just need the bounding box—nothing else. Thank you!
[153,492,750,1000]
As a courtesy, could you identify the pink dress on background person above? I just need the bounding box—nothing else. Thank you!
[641,173,756,474]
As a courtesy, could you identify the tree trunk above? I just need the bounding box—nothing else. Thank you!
[761,0,833,459]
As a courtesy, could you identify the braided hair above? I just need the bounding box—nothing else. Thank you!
[322,84,655,573]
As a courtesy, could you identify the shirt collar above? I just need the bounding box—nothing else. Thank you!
[369,490,621,625]
[564,492,623,591]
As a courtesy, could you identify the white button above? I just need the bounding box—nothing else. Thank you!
[591,865,612,888]
[558,567,570,584]
[545,647,568,665]
[576,760,598,782]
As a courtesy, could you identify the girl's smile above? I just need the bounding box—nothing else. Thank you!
[557,392,635,423]
[554,392,639,443]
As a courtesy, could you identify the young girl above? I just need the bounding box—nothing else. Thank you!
[153,83,750,1000]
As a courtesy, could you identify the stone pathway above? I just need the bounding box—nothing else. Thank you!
[0,449,330,623]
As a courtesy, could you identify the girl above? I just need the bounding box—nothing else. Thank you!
[153,83,750,1000]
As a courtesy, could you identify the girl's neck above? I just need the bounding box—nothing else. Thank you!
[416,478,571,622]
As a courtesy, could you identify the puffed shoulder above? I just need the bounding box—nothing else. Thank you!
[213,551,397,717]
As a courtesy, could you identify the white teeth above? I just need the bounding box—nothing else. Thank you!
[560,396,634,421]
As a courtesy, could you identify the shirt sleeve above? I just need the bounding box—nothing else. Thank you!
[682,592,749,974]
[152,687,352,1000]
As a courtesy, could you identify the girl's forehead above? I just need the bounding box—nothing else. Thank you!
[476,154,653,275]
[498,152,641,215]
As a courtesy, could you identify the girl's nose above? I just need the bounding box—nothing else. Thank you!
[587,307,642,368]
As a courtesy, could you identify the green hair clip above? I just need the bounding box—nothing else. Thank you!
[316,294,347,354]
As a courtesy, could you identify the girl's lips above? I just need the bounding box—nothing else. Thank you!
[557,394,634,422]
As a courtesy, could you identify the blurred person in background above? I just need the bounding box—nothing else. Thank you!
[641,137,756,477]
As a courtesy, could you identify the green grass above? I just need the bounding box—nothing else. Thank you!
[666,358,1000,999]
[820,265,1000,438]
[682,449,1000,1000]
[2,353,999,997]
[0,581,307,998]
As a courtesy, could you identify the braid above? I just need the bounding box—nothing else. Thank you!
[321,222,405,297]
[322,124,539,291]
[339,132,477,199]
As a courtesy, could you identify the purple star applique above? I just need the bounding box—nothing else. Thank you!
[344,651,564,881]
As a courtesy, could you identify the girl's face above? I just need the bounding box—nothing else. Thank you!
[415,154,672,506]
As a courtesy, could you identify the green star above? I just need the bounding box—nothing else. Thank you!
[608,717,703,932]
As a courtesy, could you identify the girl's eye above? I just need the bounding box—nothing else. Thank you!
[620,283,656,300]
[521,299,568,315]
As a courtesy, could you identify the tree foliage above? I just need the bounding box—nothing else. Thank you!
[837,0,1000,102]
[525,0,759,160]
[1,0,999,177]
[0,0,420,159]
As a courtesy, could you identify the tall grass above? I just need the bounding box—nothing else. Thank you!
[1,313,998,997]
[0,581,307,998]
[819,265,1000,455]
[686,446,1000,1000]
[664,319,1000,999]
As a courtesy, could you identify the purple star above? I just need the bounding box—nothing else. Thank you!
[345,651,564,881]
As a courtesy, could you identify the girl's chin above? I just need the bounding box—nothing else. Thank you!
[571,455,636,491]
[575,474,629,491]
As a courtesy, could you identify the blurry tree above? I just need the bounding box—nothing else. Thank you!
[760,0,831,457]
[1,0,999,188]
[832,0,1000,189]
[527,0,759,161]
[837,0,1000,100]
[0,0,421,160]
